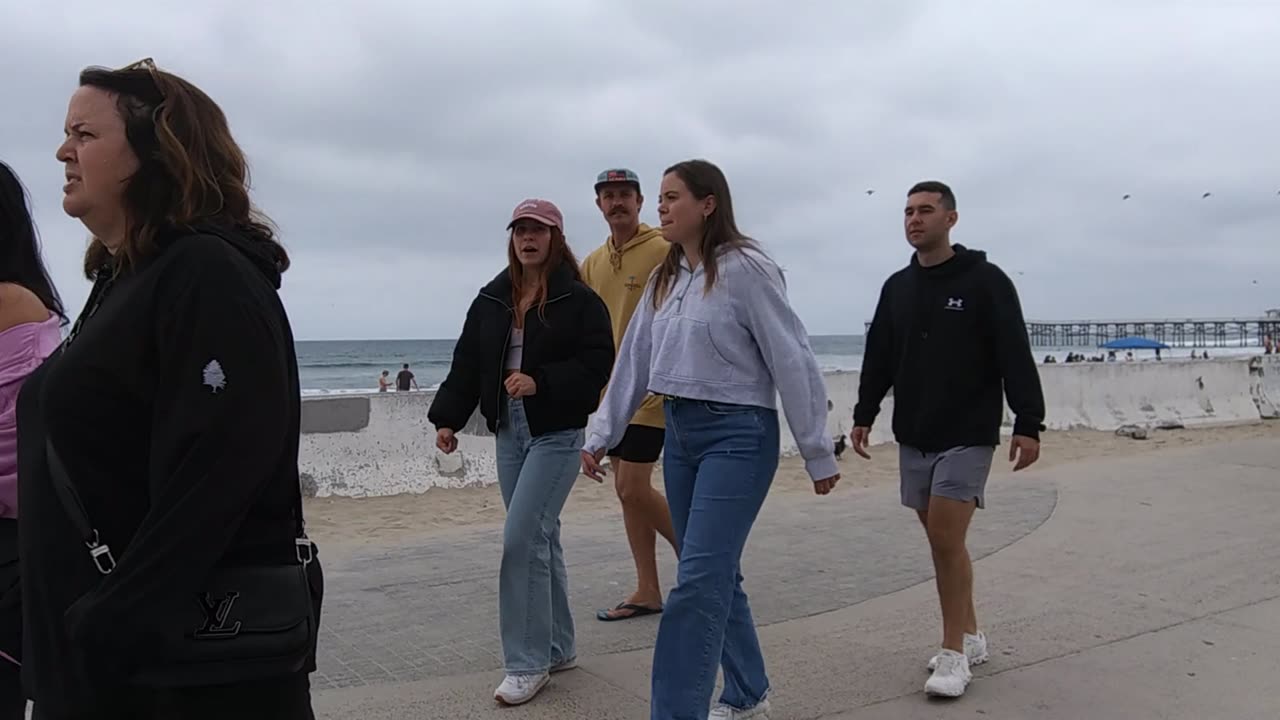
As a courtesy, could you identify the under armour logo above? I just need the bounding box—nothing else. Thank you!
[193,592,242,639]
[945,297,965,311]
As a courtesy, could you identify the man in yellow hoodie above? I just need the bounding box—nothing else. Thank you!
[581,168,676,622]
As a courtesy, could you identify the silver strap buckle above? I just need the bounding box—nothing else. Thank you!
[86,530,116,575]
[295,538,314,565]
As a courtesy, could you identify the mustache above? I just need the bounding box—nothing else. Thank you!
[608,206,629,215]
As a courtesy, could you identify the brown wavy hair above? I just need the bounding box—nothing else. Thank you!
[78,58,287,279]
[506,226,582,328]
[651,159,762,309]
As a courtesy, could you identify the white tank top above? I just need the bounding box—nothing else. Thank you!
[506,327,524,371]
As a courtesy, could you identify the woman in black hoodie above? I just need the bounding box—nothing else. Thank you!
[17,59,321,719]
[428,198,614,707]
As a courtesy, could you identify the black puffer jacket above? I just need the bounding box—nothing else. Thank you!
[429,261,615,437]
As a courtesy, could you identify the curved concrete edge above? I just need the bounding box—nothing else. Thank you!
[315,436,1280,719]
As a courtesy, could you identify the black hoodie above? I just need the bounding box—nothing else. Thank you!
[428,261,615,437]
[853,244,1046,452]
[15,223,314,715]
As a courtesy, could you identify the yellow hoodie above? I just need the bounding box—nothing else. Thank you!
[581,223,670,429]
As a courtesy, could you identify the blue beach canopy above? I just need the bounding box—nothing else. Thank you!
[1099,336,1170,350]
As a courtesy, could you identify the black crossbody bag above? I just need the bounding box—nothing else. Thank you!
[44,438,320,688]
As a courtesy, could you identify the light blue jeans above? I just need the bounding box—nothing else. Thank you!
[495,397,582,675]
[650,397,779,720]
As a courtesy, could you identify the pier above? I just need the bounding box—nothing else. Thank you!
[863,316,1280,348]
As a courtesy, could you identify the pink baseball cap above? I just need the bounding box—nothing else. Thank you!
[507,198,564,232]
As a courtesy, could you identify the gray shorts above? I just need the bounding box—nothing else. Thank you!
[898,444,996,511]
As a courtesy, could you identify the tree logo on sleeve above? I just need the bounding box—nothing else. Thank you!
[202,360,227,393]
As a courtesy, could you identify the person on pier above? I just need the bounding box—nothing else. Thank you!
[850,180,1046,699]
[428,199,615,706]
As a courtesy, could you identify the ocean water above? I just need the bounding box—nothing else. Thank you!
[295,335,1261,394]
[296,335,866,394]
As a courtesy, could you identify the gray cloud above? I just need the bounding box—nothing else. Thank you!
[3,1,1277,339]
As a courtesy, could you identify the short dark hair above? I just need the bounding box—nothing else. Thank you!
[907,180,956,211]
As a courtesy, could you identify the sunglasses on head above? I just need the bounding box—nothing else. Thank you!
[118,57,165,99]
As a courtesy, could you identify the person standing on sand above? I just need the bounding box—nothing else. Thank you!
[0,160,66,720]
[18,59,322,719]
[582,160,840,720]
[396,363,418,391]
[378,370,392,392]
[428,198,614,707]
[850,180,1045,700]
[580,168,677,622]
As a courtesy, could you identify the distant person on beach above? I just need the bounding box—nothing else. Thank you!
[850,180,1045,700]
[0,160,66,720]
[581,160,839,720]
[428,198,614,706]
[18,59,322,719]
[396,363,418,391]
[378,370,392,392]
[580,168,676,623]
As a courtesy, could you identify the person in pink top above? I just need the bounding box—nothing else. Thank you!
[0,160,65,719]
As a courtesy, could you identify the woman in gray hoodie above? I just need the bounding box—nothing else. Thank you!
[582,159,840,720]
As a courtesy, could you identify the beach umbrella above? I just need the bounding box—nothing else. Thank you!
[1099,336,1170,351]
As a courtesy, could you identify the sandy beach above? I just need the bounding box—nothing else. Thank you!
[302,421,1279,557]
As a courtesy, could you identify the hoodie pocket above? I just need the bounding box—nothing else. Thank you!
[652,316,736,384]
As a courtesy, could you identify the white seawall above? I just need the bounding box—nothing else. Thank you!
[299,356,1280,498]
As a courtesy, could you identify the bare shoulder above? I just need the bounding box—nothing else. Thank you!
[0,282,51,333]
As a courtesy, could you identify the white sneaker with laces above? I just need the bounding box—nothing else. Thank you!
[709,697,771,719]
[928,631,988,671]
[924,649,972,697]
[494,672,550,705]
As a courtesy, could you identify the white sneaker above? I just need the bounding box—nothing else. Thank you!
[709,697,771,719]
[924,649,972,698]
[550,656,577,673]
[494,672,550,705]
[928,631,988,670]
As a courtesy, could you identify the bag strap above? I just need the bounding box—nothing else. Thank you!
[43,438,312,576]
[45,438,117,575]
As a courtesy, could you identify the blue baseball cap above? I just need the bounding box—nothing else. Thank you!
[594,168,641,193]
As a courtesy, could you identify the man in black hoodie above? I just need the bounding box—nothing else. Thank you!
[850,181,1045,699]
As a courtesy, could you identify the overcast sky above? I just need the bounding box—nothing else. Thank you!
[3,1,1277,340]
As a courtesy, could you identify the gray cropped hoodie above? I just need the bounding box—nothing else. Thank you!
[584,246,839,482]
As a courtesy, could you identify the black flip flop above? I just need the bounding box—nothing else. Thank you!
[596,602,663,622]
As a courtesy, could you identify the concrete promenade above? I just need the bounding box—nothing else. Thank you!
[311,436,1279,719]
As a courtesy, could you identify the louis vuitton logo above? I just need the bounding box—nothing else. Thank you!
[193,591,242,639]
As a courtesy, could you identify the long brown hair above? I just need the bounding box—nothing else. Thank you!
[506,226,582,328]
[78,58,287,279]
[651,159,762,308]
